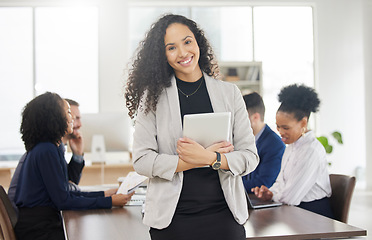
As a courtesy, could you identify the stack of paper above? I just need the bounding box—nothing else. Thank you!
[117,171,148,194]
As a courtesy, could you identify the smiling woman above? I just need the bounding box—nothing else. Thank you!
[164,23,202,82]
[125,14,259,240]
[251,84,334,220]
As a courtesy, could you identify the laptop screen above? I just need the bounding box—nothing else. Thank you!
[246,192,282,209]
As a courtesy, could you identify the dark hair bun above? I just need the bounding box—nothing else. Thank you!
[278,84,320,113]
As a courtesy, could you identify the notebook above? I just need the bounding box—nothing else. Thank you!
[246,192,282,209]
[183,112,231,148]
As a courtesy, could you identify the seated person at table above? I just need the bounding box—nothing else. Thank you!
[62,98,85,188]
[14,92,134,240]
[251,84,334,219]
[8,98,85,208]
[242,92,285,190]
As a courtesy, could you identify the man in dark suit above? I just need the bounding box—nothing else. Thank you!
[242,92,285,190]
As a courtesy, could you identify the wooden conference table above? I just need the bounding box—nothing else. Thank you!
[62,204,366,240]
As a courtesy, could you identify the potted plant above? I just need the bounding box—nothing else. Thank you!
[317,131,343,165]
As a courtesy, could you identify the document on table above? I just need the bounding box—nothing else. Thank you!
[117,171,148,194]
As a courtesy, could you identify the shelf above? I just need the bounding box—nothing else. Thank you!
[219,61,263,94]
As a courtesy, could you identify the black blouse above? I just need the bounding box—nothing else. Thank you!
[149,76,245,240]
[175,76,228,215]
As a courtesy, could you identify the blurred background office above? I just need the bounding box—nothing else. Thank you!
[0,0,371,191]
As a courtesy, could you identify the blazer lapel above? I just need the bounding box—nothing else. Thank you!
[165,75,183,140]
[165,73,225,142]
[204,73,225,113]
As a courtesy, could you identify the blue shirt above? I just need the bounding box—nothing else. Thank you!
[9,144,84,206]
[243,124,285,190]
[14,142,111,210]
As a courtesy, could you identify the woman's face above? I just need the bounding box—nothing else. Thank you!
[276,111,307,145]
[164,23,202,82]
[64,100,74,135]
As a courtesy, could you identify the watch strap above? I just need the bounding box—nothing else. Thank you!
[211,152,221,170]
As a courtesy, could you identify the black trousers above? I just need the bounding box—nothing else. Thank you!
[298,197,334,219]
[150,208,246,240]
[15,206,65,240]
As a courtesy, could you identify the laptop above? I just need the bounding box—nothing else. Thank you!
[183,112,231,148]
[246,192,282,209]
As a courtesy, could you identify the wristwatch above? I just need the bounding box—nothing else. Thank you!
[211,152,221,170]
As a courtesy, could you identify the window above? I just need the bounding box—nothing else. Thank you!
[0,8,33,157]
[254,6,314,129]
[0,6,99,157]
[129,7,189,54]
[35,7,99,113]
[129,5,314,130]
[191,7,253,62]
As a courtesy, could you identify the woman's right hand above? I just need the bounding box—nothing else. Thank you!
[206,141,234,154]
[111,192,135,207]
[251,185,273,201]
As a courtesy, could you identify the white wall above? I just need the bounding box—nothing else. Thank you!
[1,0,370,188]
[315,0,366,178]
[97,0,129,113]
[364,0,372,190]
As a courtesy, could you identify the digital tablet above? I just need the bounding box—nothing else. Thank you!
[183,112,231,148]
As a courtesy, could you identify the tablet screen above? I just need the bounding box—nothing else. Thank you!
[183,112,231,148]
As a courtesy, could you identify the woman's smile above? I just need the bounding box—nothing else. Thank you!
[164,23,202,82]
[179,56,193,66]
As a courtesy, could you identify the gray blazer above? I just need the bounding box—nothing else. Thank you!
[133,72,259,229]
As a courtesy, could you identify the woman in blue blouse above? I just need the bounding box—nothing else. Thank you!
[14,92,133,240]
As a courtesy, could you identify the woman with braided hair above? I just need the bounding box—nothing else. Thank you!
[251,84,334,219]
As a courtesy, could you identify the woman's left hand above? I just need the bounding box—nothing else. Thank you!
[206,141,234,153]
[177,137,215,166]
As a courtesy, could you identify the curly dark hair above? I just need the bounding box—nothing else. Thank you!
[277,84,320,121]
[125,14,219,119]
[20,92,68,152]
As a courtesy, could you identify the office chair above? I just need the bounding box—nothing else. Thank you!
[0,185,17,240]
[329,174,356,223]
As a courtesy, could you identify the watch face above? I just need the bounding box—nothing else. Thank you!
[212,162,221,170]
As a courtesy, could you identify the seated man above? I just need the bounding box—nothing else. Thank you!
[242,92,285,190]
[8,98,85,205]
[63,98,85,186]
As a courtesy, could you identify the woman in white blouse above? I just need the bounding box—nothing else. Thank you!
[251,84,334,218]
